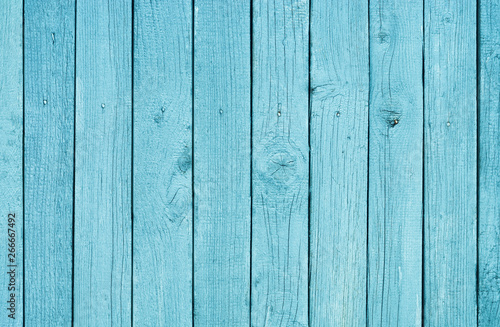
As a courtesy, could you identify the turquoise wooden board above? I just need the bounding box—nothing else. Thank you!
[73,0,132,325]
[0,1,23,325]
[24,0,75,325]
[193,0,251,326]
[251,0,309,326]
[8,0,500,325]
[368,0,423,325]
[309,0,369,325]
[479,0,500,325]
[424,0,477,325]
[133,0,193,325]
[193,0,251,325]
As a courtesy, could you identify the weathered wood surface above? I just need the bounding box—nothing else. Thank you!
[309,0,369,325]
[24,0,75,325]
[0,1,23,325]
[251,0,309,326]
[193,0,251,325]
[424,0,477,325]
[479,0,500,325]
[133,0,193,325]
[73,0,132,325]
[9,0,500,325]
[368,0,423,325]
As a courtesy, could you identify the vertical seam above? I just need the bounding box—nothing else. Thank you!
[421,0,426,325]
[366,0,371,324]
[191,0,195,325]
[72,0,77,325]
[249,0,254,325]
[22,0,26,325]
[131,0,135,325]
[475,0,480,324]
[307,0,312,325]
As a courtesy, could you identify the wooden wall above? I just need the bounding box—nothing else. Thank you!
[0,0,498,325]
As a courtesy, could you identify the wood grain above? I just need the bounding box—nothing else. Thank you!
[0,1,23,325]
[24,0,75,325]
[133,0,192,325]
[16,2,500,325]
[368,0,423,325]
[73,0,132,325]
[251,0,309,325]
[478,0,500,325]
[424,0,477,325]
[193,0,251,325]
[309,0,369,325]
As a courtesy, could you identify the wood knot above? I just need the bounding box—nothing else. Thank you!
[268,151,297,183]
[254,136,306,187]
[442,13,453,24]
[381,109,401,128]
[177,148,192,173]
[377,31,390,44]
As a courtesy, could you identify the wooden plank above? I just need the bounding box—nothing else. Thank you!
[251,0,309,325]
[73,0,132,325]
[309,0,369,325]
[133,0,192,325]
[478,0,500,325]
[0,1,23,325]
[367,0,423,325]
[424,0,477,325]
[193,0,251,325]
[24,0,75,325]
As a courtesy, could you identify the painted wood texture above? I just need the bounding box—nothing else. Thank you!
[8,0,500,325]
[368,0,423,325]
[251,0,309,326]
[479,0,500,325]
[24,0,75,325]
[133,0,192,325]
[0,1,23,325]
[73,0,132,325]
[424,0,477,326]
[309,0,369,326]
[193,0,251,325]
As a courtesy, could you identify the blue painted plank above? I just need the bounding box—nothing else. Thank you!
[193,0,251,325]
[479,0,500,325]
[424,0,477,325]
[368,0,423,325]
[251,0,309,325]
[133,0,192,325]
[24,0,75,325]
[309,0,369,325]
[0,1,23,325]
[73,0,132,325]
